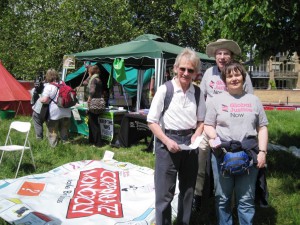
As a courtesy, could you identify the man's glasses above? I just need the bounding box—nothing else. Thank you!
[179,67,195,74]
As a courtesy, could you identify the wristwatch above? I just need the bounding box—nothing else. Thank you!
[259,150,267,155]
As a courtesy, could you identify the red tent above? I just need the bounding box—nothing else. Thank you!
[0,61,32,115]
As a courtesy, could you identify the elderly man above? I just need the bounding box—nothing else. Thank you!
[147,48,206,225]
[193,39,254,212]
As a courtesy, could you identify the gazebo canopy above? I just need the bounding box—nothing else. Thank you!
[71,34,214,68]
[68,34,215,111]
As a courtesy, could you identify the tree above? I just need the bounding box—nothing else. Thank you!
[0,0,139,79]
[0,0,207,80]
[1,0,299,81]
[175,0,300,61]
[127,0,205,51]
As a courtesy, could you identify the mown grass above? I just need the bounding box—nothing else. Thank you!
[0,110,300,225]
[266,110,300,147]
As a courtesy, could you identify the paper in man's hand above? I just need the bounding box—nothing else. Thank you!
[179,135,204,151]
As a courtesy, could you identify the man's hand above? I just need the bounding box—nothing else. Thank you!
[165,138,180,153]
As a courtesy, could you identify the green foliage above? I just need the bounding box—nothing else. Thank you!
[0,0,140,79]
[2,0,299,81]
[175,0,300,60]
[0,0,208,81]
[127,0,204,51]
[269,79,277,90]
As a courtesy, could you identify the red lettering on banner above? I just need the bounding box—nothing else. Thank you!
[67,168,123,218]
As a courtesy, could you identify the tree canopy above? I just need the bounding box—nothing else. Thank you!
[176,0,300,61]
[0,0,299,80]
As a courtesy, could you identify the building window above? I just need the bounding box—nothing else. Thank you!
[272,64,280,71]
[287,63,295,72]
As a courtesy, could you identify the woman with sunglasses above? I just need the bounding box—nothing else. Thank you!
[147,48,206,225]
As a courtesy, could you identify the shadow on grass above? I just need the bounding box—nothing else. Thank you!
[69,133,89,145]
[187,150,300,225]
[189,197,216,225]
[187,198,278,225]
[254,205,277,225]
[268,150,300,174]
[7,163,37,178]
[20,163,36,174]
[267,150,300,192]
[270,133,300,150]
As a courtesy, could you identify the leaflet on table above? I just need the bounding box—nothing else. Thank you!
[71,108,81,120]
[73,102,88,109]
[178,135,204,150]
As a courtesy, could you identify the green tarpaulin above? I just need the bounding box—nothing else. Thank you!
[71,34,214,69]
[66,63,154,97]
[66,34,214,110]
[65,62,97,82]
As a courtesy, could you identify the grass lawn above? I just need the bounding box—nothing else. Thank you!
[0,110,299,224]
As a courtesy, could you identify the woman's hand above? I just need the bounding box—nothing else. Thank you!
[208,137,221,149]
[257,151,267,168]
[257,126,268,168]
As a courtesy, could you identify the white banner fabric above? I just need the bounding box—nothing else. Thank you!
[0,159,179,225]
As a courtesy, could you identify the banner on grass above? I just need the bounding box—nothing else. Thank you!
[0,158,179,225]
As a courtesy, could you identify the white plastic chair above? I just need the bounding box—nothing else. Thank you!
[0,121,36,178]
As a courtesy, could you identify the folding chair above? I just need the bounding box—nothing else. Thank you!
[0,121,36,178]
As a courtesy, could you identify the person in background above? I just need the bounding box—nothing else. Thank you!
[149,73,156,99]
[192,72,202,86]
[142,70,171,109]
[201,39,253,98]
[164,69,172,82]
[147,48,206,225]
[40,69,71,147]
[193,39,254,212]
[83,64,109,106]
[82,65,94,99]
[140,73,155,109]
[31,72,46,140]
[204,61,268,224]
[84,65,104,147]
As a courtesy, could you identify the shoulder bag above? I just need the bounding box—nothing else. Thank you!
[88,98,106,114]
[39,104,50,122]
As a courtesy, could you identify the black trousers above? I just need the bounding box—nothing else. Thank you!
[88,111,102,147]
[154,132,198,225]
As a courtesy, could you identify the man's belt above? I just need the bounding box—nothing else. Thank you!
[165,129,195,136]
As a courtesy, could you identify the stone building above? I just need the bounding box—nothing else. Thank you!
[248,52,300,105]
[251,52,300,90]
